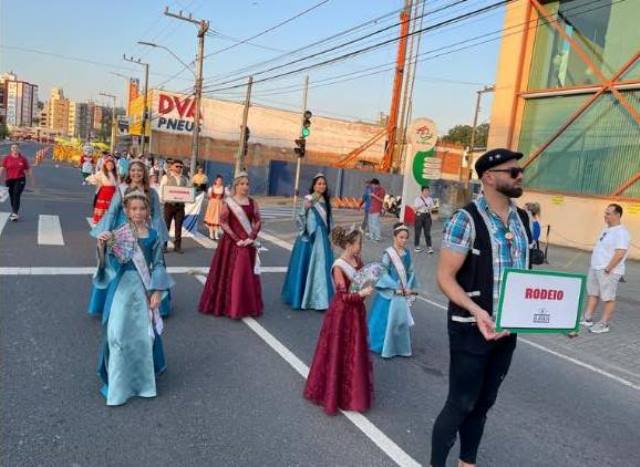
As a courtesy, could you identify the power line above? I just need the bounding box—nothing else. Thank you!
[206,30,286,53]
[202,0,332,59]
[202,0,508,94]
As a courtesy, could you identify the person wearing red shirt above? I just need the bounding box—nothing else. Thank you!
[367,178,385,241]
[0,143,32,221]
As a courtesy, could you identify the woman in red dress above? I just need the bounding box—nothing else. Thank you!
[304,226,374,415]
[198,172,263,319]
[89,157,118,224]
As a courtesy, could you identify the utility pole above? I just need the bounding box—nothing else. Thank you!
[123,55,150,157]
[99,92,117,154]
[292,75,310,217]
[236,76,253,175]
[164,6,210,175]
[466,85,495,187]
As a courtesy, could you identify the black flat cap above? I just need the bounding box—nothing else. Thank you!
[475,148,524,178]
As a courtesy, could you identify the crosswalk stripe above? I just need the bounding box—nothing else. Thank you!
[0,212,9,238]
[38,215,64,245]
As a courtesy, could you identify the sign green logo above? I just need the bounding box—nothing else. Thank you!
[412,148,437,185]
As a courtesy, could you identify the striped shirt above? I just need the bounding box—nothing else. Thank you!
[442,195,529,312]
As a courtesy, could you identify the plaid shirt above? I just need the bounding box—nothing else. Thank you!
[442,195,529,312]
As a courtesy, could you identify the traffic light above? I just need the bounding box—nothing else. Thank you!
[294,137,306,157]
[302,110,312,137]
[243,126,250,157]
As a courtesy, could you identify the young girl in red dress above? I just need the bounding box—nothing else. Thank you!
[304,226,374,415]
[198,172,263,319]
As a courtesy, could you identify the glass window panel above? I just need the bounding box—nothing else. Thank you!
[528,0,640,90]
[518,91,640,196]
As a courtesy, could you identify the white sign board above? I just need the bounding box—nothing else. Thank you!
[162,186,195,204]
[496,269,586,333]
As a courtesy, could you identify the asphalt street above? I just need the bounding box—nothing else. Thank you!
[1,143,638,467]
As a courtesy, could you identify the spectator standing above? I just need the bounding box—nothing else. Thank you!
[367,178,385,241]
[191,166,209,193]
[116,153,129,183]
[581,203,630,334]
[80,153,94,185]
[0,143,32,221]
[359,180,372,231]
[413,185,435,253]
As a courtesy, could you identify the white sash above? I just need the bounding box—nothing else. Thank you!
[306,194,328,227]
[130,234,164,337]
[226,197,261,275]
[386,247,408,289]
[385,247,415,325]
[332,258,357,281]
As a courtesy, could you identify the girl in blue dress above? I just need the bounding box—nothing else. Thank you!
[88,160,171,316]
[282,173,334,311]
[93,190,174,406]
[368,223,417,358]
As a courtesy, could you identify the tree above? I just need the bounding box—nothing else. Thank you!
[441,123,489,149]
[0,122,10,140]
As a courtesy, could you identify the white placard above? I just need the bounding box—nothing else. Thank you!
[162,186,195,203]
[496,269,585,333]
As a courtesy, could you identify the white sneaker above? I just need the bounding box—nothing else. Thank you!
[580,318,594,327]
[414,247,423,253]
[428,247,434,254]
[9,213,17,221]
[589,322,610,334]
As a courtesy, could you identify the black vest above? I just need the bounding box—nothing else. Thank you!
[448,201,533,321]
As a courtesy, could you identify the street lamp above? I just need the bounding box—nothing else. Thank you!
[99,92,117,154]
[137,40,200,175]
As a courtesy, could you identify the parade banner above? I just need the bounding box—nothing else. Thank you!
[495,269,586,333]
[401,118,438,224]
[162,186,195,203]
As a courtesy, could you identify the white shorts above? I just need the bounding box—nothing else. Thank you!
[587,268,621,301]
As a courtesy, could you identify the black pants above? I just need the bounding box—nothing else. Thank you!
[164,203,185,249]
[414,213,432,247]
[430,337,516,466]
[6,177,26,214]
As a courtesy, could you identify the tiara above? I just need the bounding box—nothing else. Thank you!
[234,170,249,180]
[347,223,361,235]
[124,189,147,201]
[393,224,409,233]
[312,172,325,179]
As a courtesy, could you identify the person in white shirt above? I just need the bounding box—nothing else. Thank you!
[581,203,630,334]
[413,185,435,253]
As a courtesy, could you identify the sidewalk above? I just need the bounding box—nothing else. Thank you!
[258,199,640,388]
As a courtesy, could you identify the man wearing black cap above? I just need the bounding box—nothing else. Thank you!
[430,148,533,467]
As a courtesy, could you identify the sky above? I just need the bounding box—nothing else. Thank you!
[0,0,507,134]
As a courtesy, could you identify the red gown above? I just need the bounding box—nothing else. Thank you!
[303,258,373,415]
[198,198,263,319]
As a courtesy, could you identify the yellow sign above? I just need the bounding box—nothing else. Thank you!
[551,195,564,206]
[627,203,640,216]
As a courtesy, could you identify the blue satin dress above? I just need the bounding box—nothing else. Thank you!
[88,187,171,316]
[368,249,416,358]
[94,228,174,406]
[282,201,334,311]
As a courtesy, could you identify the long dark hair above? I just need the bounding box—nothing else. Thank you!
[309,175,332,229]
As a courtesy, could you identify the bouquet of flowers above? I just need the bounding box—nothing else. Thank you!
[349,261,386,293]
[109,223,137,264]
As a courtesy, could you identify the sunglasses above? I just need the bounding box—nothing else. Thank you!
[488,167,525,178]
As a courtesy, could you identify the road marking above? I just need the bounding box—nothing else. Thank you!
[259,231,293,251]
[416,295,640,392]
[37,215,64,245]
[194,275,420,467]
[0,266,287,276]
[188,231,217,249]
[265,230,640,394]
[0,212,9,238]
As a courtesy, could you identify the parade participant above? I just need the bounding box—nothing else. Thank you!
[89,160,170,316]
[0,143,32,221]
[204,174,225,240]
[368,222,417,358]
[191,166,208,193]
[303,225,374,415]
[198,172,263,319]
[367,178,385,241]
[88,157,118,224]
[160,159,189,254]
[93,190,173,406]
[80,152,94,185]
[430,148,532,467]
[282,173,334,311]
[413,185,435,253]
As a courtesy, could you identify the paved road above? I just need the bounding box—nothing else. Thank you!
[1,143,639,467]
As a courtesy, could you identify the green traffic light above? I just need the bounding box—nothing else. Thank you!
[302,127,310,138]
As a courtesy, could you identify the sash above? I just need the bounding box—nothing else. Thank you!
[332,258,357,281]
[130,233,164,337]
[306,194,328,228]
[385,247,415,325]
[226,197,261,275]
[386,247,408,289]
